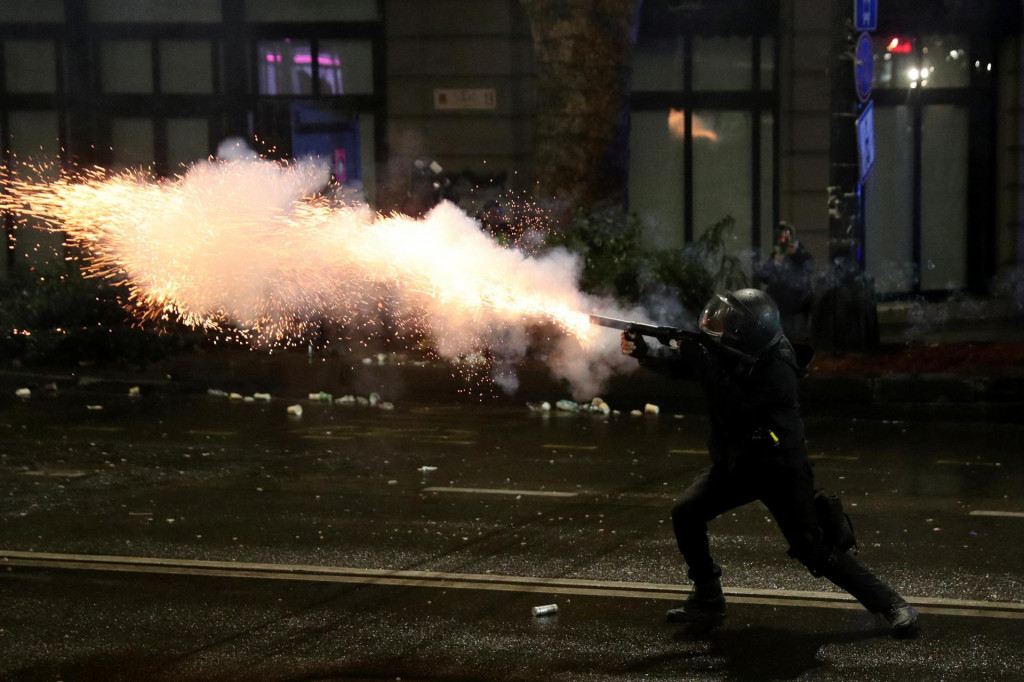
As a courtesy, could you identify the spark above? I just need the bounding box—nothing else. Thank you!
[0,156,597,357]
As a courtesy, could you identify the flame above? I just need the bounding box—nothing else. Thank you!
[0,158,598,354]
[668,109,719,142]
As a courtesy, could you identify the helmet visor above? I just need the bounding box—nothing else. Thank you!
[699,295,733,339]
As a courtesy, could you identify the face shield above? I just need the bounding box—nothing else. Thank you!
[699,295,734,340]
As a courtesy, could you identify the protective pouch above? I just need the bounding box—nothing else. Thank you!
[813,490,858,553]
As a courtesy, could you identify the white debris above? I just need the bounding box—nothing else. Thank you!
[229,392,244,400]
[555,399,579,412]
[630,409,643,417]
[377,353,387,365]
[86,405,104,411]
[336,395,357,405]
[243,396,255,403]
[253,393,271,401]
[379,401,395,411]
[532,604,558,617]
[361,357,373,365]
[287,404,303,417]
[308,391,332,402]
[356,396,369,406]
[527,401,552,412]
[15,388,31,398]
[418,466,438,473]
[388,480,398,485]
[369,392,380,407]
[644,403,660,415]
[128,386,141,397]
[207,388,228,397]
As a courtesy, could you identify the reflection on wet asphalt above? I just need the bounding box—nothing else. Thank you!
[1,389,1022,680]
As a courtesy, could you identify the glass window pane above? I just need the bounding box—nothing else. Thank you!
[101,41,153,93]
[4,40,58,94]
[111,118,154,169]
[760,112,775,254]
[920,35,969,88]
[318,40,374,95]
[693,37,752,91]
[245,0,378,22]
[257,40,313,96]
[760,37,775,90]
[160,40,213,94]
[358,111,376,206]
[88,0,221,22]
[167,118,210,173]
[921,105,968,290]
[865,105,914,294]
[7,110,60,159]
[7,111,63,272]
[693,110,752,254]
[629,110,684,248]
[632,36,684,92]
[0,0,63,22]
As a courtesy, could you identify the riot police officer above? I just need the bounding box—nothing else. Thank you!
[621,288,918,634]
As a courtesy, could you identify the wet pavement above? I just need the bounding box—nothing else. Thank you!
[1,385,1022,681]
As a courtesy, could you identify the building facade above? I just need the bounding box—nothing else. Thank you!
[1,0,1021,299]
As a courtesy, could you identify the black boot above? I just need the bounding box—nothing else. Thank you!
[666,577,726,623]
[883,600,920,637]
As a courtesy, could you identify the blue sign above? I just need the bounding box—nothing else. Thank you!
[854,32,873,103]
[856,100,875,182]
[855,0,877,32]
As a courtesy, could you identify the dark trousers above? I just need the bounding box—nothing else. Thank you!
[671,458,903,614]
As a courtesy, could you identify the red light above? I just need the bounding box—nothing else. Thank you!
[886,37,913,54]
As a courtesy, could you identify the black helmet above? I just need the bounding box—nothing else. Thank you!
[699,289,783,359]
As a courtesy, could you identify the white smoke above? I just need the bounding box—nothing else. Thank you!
[10,147,665,398]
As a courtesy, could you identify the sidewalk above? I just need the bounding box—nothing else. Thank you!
[2,299,1023,422]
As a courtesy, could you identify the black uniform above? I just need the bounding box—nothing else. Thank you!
[639,335,907,616]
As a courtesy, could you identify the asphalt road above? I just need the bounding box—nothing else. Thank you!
[1,385,1022,681]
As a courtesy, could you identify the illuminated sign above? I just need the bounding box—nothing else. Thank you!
[856,100,875,182]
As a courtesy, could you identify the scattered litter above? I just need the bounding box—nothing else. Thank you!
[253,393,271,401]
[369,392,380,407]
[379,401,395,411]
[336,395,357,405]
[377,353,387,365]
[644,403,660,415]
[630,409,642,417]
[356,396,370,406]
[309,391,333,402]
[418,466,438,473]
[527,401,552,412]
[532,604,558,617]
[243,396,255,403]
[128,386,141,397]
[361,357,373,366]
[15,388,31,398]
[555,400,579,412]
[388,480,398,485]
[86,405,104,411]
[207,389,228,397]
[229,392,244,400]
[287,404,303,417]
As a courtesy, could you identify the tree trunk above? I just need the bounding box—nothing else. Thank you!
[520,0,640,216]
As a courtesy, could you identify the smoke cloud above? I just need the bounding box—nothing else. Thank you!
[3,149,666,398]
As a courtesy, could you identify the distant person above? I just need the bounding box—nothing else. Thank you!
[754,222,815,342]
[621,289,918,635]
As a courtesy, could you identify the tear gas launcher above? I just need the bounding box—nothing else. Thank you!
[588,314,702,346]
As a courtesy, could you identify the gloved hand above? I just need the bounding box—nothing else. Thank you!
[620,330,648,358]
